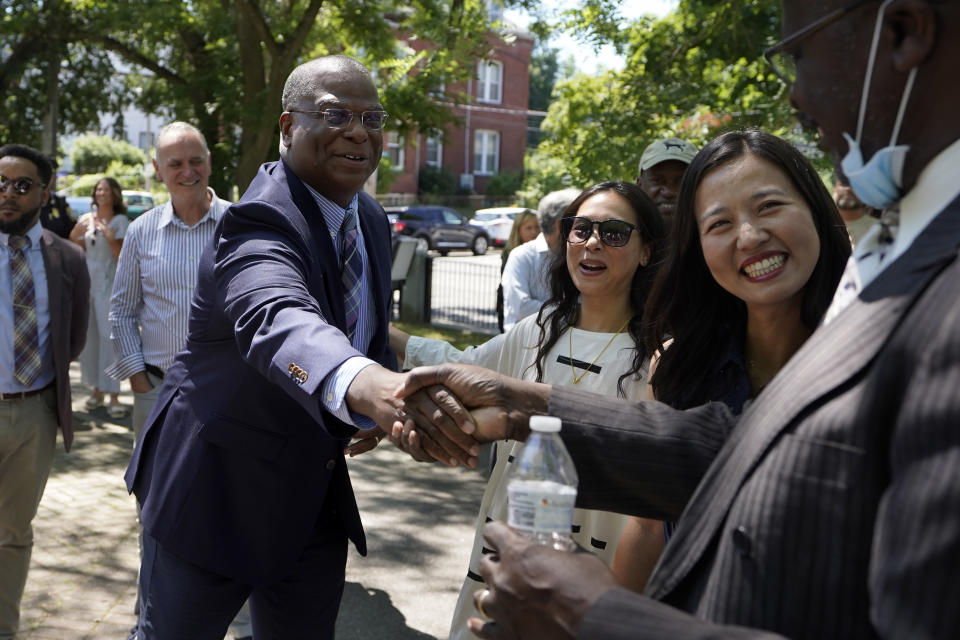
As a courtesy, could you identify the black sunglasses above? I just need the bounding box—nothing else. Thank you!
[0,175,43,196]
[562,216,641,248]
[287,108,389,131]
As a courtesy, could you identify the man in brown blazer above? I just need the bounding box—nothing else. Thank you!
[395,1,960,638]
[0,144,89,639]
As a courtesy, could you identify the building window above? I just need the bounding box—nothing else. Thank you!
[486,0,504,24]
[473,130,499,176]
[386,132,405,169]
[477,60,503,104]
[425,136,443,167]
[138,131,154,151]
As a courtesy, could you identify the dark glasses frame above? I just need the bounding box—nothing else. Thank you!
[286,108,389,131]
[0,175,44,196]
[561,216,642,248]
[763,0,874,86]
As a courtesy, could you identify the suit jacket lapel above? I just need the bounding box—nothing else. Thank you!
[647,201,960,600]
[39,230,63,340]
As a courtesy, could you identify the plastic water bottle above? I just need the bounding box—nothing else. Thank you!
[506,415,579,551]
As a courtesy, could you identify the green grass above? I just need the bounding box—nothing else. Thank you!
[393,321,493,351]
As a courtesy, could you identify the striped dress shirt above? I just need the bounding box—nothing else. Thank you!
[107,189,230,380]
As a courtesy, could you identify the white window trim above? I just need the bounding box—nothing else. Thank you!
[473,129,499,176]
[477,60,503,104]
[425,135,443,168]
[386,132,405,170]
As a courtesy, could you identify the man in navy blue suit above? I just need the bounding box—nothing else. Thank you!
[124,55,475,638]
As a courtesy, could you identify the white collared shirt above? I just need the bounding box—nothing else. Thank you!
[824,138,960,324]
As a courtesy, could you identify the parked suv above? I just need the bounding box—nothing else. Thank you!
[385,205,490,255]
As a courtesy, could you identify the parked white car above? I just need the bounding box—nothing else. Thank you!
[471,206,535,248]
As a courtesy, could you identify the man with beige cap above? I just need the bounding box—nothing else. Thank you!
[636,137,698,222]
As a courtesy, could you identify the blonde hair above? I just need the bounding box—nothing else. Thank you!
[505,210,538,253]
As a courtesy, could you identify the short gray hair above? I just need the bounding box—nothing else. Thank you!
[155,121,209,158]
[537,188,580,234]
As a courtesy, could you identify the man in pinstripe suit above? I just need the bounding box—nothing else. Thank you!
[398,1,960,637]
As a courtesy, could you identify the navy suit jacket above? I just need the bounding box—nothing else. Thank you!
[125,160,396,585]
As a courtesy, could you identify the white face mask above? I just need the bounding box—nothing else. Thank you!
[840,0,918,210]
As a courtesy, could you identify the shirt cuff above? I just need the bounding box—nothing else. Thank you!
[105,353,146,381]
[321,356,378,430]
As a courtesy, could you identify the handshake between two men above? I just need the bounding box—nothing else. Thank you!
[343,362,547,466]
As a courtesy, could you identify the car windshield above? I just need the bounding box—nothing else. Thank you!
[473,212,505,221]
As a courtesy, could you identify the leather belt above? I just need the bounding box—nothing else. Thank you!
[0,383,53,401]
[144,364,165,379]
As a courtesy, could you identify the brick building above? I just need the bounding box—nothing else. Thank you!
[386,27,535,196]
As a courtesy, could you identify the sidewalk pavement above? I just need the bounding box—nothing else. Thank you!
[17,363,487,639]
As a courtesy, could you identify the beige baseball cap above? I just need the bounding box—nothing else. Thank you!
[639,137,699,172]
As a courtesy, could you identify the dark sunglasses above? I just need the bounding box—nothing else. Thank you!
[562,216,641,248]
[0,175,43,196]
[287,108,389,131]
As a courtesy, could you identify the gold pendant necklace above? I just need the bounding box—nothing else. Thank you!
[568,317,631,384]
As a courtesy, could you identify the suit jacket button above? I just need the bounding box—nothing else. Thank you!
[326,459,336,470]
[731,525,752,556]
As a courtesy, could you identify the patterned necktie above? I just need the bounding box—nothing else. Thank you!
[340,204,363,342]
[8,235,42,386]
[823,205,900,325]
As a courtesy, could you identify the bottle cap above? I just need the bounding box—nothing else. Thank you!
[529,415,561,433]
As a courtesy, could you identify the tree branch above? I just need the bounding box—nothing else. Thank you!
[92,35,189,87]
[236,0,281,58]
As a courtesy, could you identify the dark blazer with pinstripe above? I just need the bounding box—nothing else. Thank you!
[550,198,960,639]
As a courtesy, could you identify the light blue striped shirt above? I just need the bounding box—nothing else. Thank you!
[106,190,230,380]
[0,221,54,393]
[301,183,377,430]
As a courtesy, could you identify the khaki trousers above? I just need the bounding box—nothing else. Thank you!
[0,388,58,640]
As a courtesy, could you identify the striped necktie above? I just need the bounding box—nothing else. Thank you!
[8,235,42,386]
[340,204,363,342]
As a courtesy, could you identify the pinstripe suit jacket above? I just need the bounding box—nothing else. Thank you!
[551,198,960,639]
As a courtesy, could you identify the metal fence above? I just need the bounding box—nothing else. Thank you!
[427,257,501,335]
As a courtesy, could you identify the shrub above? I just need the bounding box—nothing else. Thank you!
[70,134,147,175]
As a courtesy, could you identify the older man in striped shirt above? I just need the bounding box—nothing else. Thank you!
[107,122,230,435]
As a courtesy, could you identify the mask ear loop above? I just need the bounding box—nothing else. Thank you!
[854,0,894,143]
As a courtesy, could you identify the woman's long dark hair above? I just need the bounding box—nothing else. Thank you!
[530,181,665,396]
[643,130,851,409]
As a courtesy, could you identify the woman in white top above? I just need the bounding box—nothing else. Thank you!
[69,177,129,418]
[390,181,666,640]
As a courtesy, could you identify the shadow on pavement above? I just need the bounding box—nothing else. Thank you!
[336,581,436,640]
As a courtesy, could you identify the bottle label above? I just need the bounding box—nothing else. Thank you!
[507,480,577,534]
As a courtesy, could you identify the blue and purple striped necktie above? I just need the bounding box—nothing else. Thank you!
[339,203,363,342]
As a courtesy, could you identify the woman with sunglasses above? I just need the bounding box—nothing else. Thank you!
[387,181,664,639]
[611,130,851,592]
[68,177,130,418]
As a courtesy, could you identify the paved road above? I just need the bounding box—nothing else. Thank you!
[18,363,488,639]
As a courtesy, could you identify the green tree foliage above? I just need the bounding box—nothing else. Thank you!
[522,0,824,200]
[484,170,523,197]
[70,134,147,174]
[2,0,519,195]
[418,165,458,195]
[528,42,560,112]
